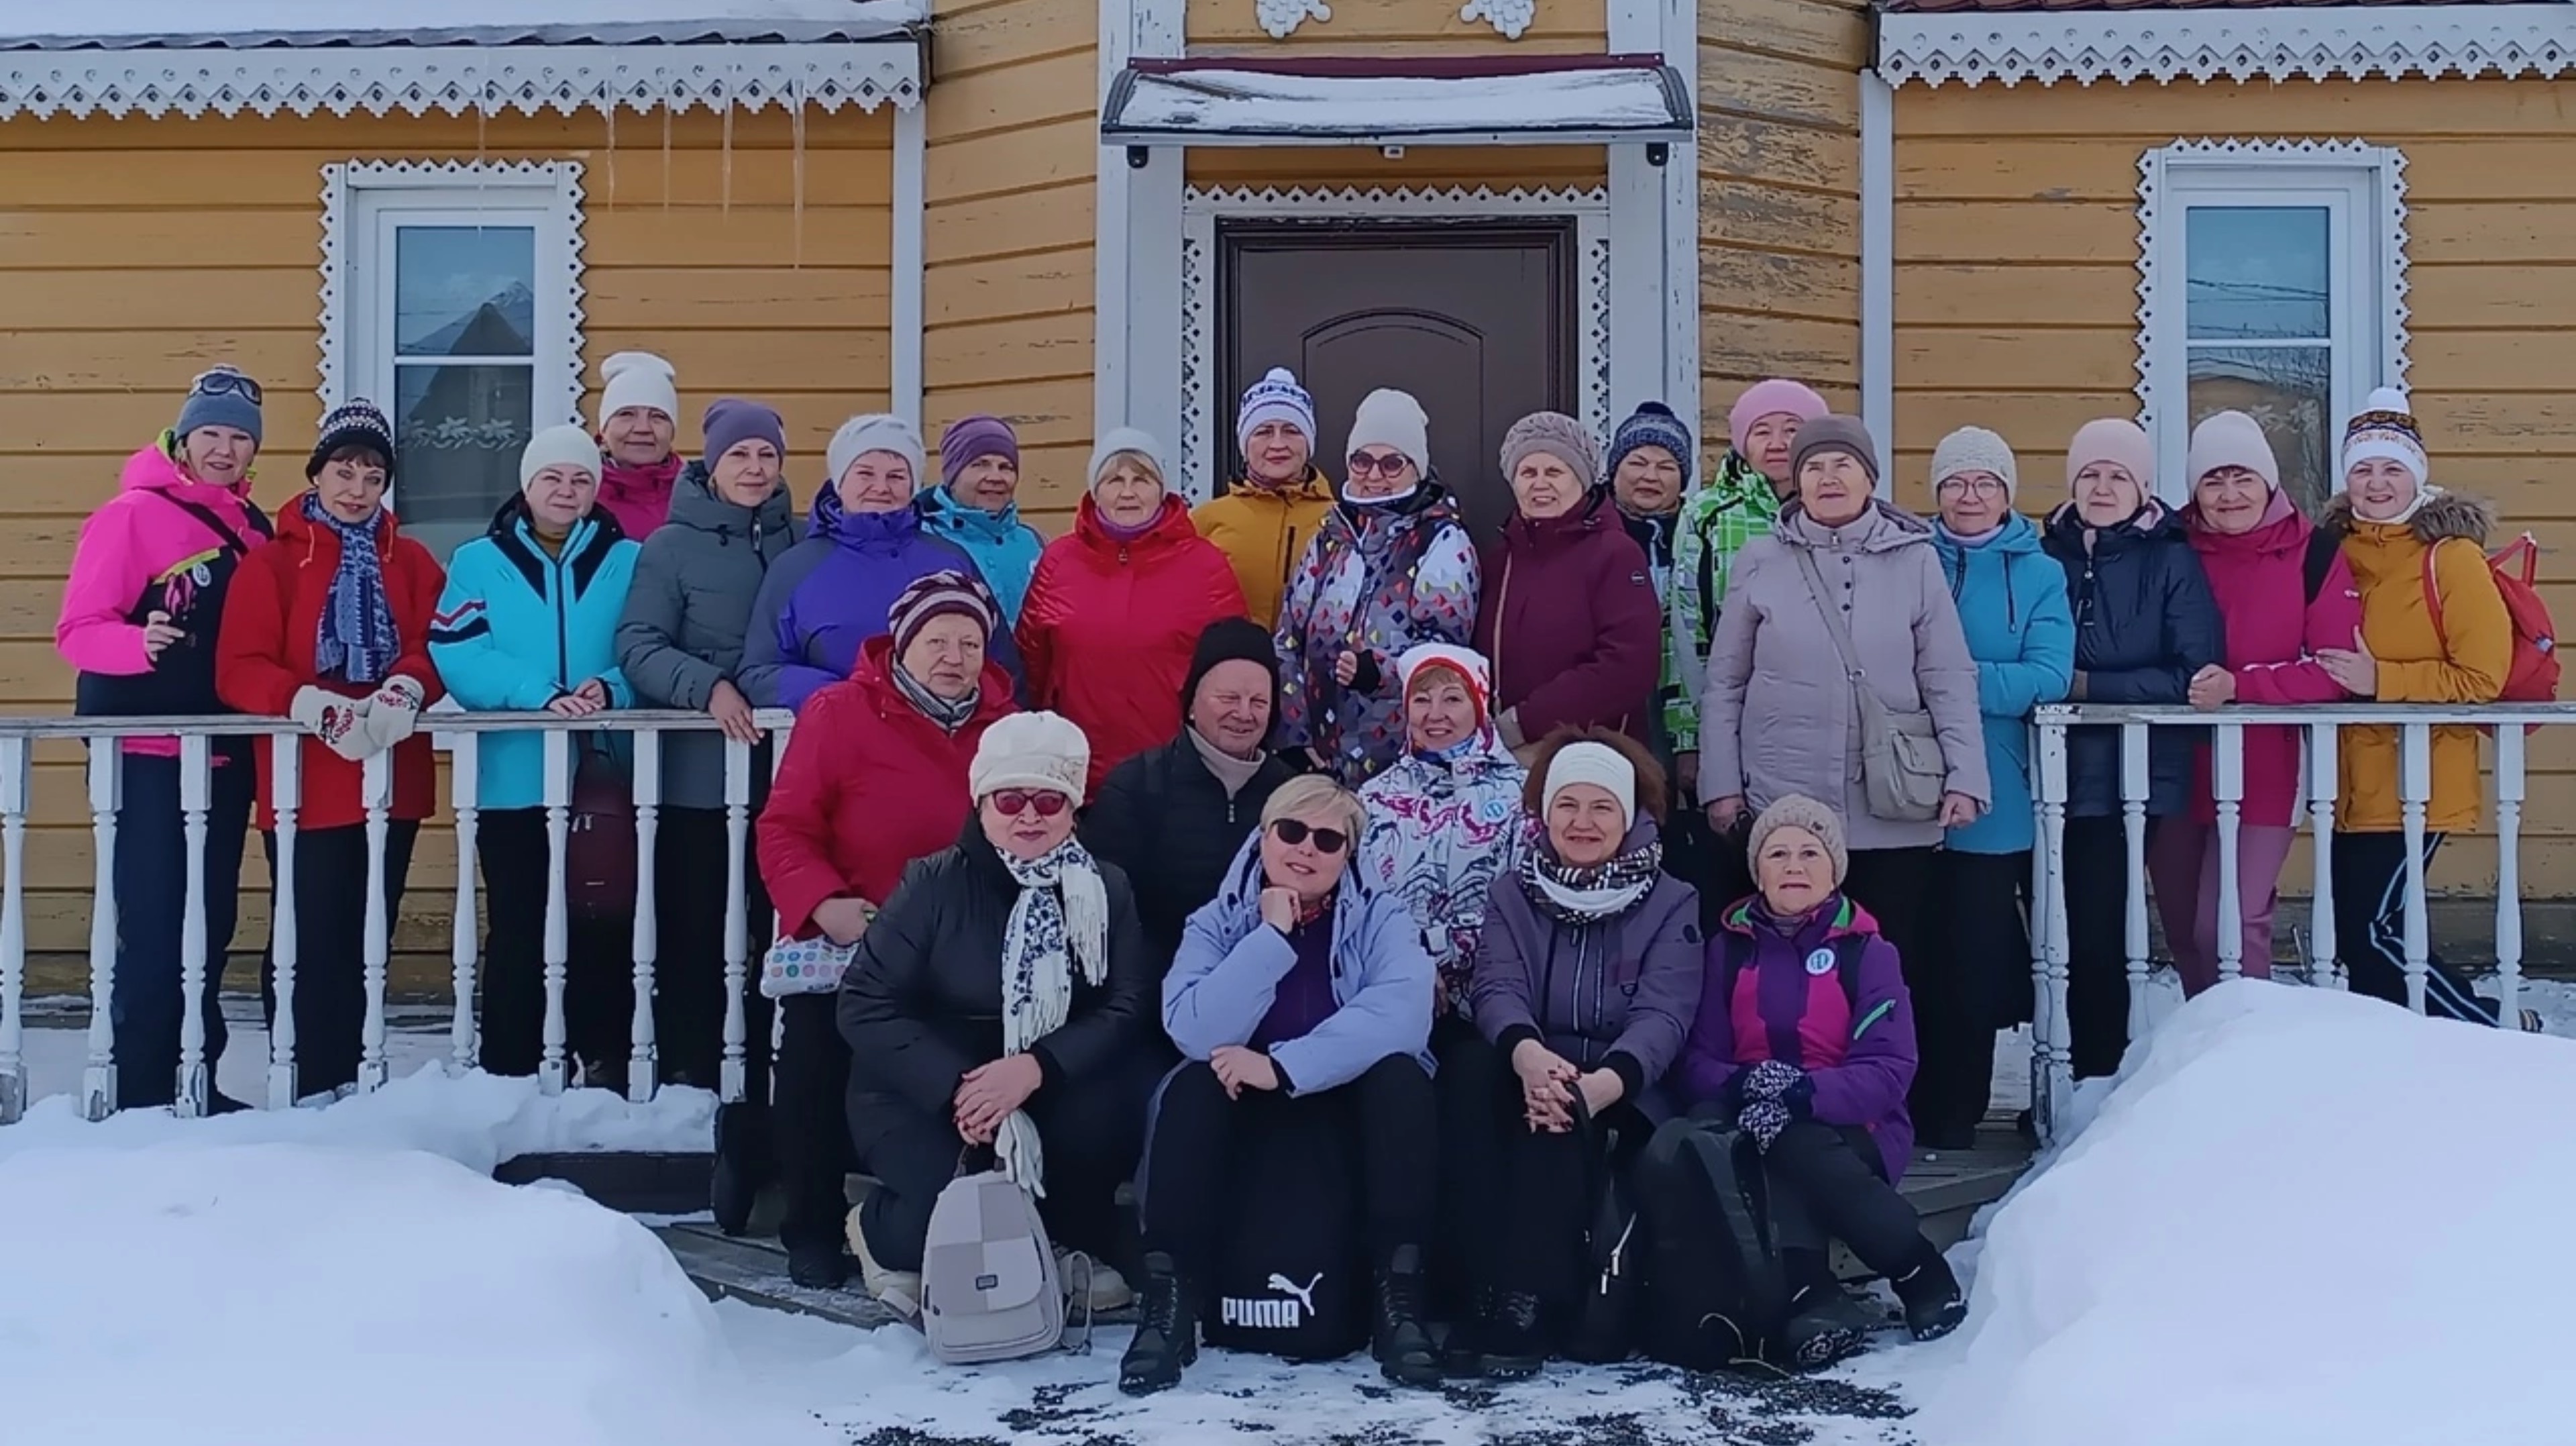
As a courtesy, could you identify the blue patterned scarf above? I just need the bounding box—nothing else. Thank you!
[303,493,398,685]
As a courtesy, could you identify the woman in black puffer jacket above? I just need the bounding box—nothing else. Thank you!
[2040,418,2222,1081]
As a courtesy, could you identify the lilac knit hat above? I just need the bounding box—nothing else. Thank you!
[702,398,787,472]
[939,414,1020,490]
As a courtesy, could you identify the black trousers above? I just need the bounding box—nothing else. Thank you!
[1436,1027,1645,1305]
[1699,811,1756,926]
[258,820,420,1099]
[1639,1115,1927,1280]
[1142,1053,1436,1281]
[854,1051,1163,1273]
[2061,815,2139,1080]
[111,750,254,1110]
[1842,846,1935,984]
[2332,831,2500,1025]
[476,809,635,1083]
[655,807,773,1091]
[1913,849,2029,1140]
[772,992,857,1253]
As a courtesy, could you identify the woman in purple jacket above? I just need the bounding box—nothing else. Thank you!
[1446,727,1701,1379]
[1637,794,1964,1372]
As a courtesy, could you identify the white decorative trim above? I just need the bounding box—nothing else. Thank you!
[2134,140,2410,500]
[317,160,588,431]
[1255,0,1333,38]
[1878,5,2576,88]
[1460,0,1538,41]
[891,104,926,422]
[1177,186,1611,497]
[1860,73,1894,492]
[0,41,922,120]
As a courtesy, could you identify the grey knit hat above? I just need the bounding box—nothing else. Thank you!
[1789,415,1878,486]
[176,366,264,448]
[1931,425,2018,502]
[1500,411,1601,490]
[1747,793,1848,887]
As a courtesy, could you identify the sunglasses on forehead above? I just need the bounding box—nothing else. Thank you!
[1270,818,1350,854]
[989,789,1069,819]
[189,369,263,406]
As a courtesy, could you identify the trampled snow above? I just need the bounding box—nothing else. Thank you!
[0,1143,834,1446]
[1914,981,2576,1446]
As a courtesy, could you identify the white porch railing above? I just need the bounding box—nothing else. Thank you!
[2027,702,2570,1141]
[0,709,796,1125]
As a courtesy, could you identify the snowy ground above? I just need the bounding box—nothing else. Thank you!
[9,974,2576,1445]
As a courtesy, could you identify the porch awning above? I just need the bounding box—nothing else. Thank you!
[1100,55,1693,149]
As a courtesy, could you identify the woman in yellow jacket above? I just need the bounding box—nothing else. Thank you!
[1195,367,1335,629]
[2316,387,2526,1026]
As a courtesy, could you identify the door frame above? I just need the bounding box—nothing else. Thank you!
[1171,186,1611,501]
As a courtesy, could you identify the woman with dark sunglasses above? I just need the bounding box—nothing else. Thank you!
[1123,774,1441,1396]
[1445,726,1702,1378]
[831,709,1160,1321]
[1272,388,1479,786]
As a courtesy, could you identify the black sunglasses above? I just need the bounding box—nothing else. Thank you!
[1271,818,1350,854]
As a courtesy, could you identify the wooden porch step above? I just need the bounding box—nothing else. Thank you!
[653,1220,909,1329]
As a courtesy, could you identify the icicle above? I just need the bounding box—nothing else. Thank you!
[474,85,490,221]
[661,106,674,213]
[603,99,617,208]
[790,81,806,269]
[720,99,735,215]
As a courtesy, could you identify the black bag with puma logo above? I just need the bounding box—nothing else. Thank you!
[1201,1095,1369,1361]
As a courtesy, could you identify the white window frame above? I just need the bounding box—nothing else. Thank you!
[2135,139,2409,503]
[318,160,588,522]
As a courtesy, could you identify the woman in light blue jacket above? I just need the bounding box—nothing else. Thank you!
[1920,428,2073,1149]
[430,424,643,1087]
[1121,774,1439,1396]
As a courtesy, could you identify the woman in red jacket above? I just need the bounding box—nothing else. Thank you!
[1017,429,1248,792]
[755,570,1016,1286]
[2147,411,2361,996]
[1472,411,1664,764]
[215,400,446,1100]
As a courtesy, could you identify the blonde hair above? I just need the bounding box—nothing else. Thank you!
[1095,449,1164,488]
[1261,774,1364,838]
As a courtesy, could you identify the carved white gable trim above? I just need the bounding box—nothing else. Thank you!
[1176,185,1610,495]
[1254,0,1334,38]
[2133,140,2410,494]
[317,160,589,428]
[1460,0,1540,41]
[0,42,922,121]
[1878,4,2576,87]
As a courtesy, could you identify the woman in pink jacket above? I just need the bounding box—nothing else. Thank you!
[2146,411,2361,995]
[56,367,277,1111]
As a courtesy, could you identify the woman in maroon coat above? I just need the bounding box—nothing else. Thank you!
[1471,412,1663,764]
[756,570,1016,1287]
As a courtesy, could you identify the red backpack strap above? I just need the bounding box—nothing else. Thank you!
[2420,544,2449,652]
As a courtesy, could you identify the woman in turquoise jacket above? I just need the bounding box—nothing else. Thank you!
[431,424,643,1088]
[1920,429,2073,1149]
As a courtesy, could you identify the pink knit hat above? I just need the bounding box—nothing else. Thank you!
[2065,417,2155,493]
[2185,410,2279,493]
[1727,378,1829,456]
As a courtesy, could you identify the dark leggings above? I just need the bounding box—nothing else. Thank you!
[1436,1028,1644,1304]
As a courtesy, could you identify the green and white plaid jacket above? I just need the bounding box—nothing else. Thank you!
[1666,449,1784,753]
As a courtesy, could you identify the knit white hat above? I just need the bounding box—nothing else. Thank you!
[1930,425,2019,502]
[596,351,678,431]
[1089,427,1168,492]
[2341,385,2429,488]
[2186,410,2281,493]
[826,413,927,494]
[1397,642,1492,727]
[1347,389,1431,476]
[1543,740,1636,827]
[519,424,602,490]
[1236,367,1317,458]
[969,711,1092,805]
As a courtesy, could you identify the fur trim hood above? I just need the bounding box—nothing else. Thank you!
[2318,489,2493,547]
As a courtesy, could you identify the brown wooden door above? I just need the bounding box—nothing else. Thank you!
[1220,222,1577,541]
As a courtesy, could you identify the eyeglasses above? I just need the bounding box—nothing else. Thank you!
[189,368,263,406]
[1936,475,2006,499]
[1346,451,1410,479]
[989,789,1069,819]
[1270,818,1350,854]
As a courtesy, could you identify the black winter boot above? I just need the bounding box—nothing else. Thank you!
[1780,1283,1877,1371]
[709,1102,773,1237]
[1444,1284,1497,1376]
[1119,1253,1197,1396]
[786,1239,849,1290]
[1478,1289,1547,1380]
[1373,1245,1442,1388]
[1890,1249,1967,1342]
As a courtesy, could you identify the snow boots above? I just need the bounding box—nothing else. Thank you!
[1372,1245,1442,1387]
[1119,1253,1199,1396]
[1891,1249,1967,1342]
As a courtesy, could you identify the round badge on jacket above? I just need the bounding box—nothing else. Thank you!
[1805,948,1837,976]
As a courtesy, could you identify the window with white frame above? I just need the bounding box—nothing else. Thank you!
[2137,140,2409,513]
[321,161,587,560]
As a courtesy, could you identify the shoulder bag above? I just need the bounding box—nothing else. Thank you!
[1790,549,1945,823]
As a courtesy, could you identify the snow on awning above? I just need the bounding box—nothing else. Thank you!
[1100,55,1694,149]
[0,1,928,119]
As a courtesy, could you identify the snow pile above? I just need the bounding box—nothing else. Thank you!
[0,1064,714,1172]
[0,1143,835,1446]
[1917,982,2576,1446]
